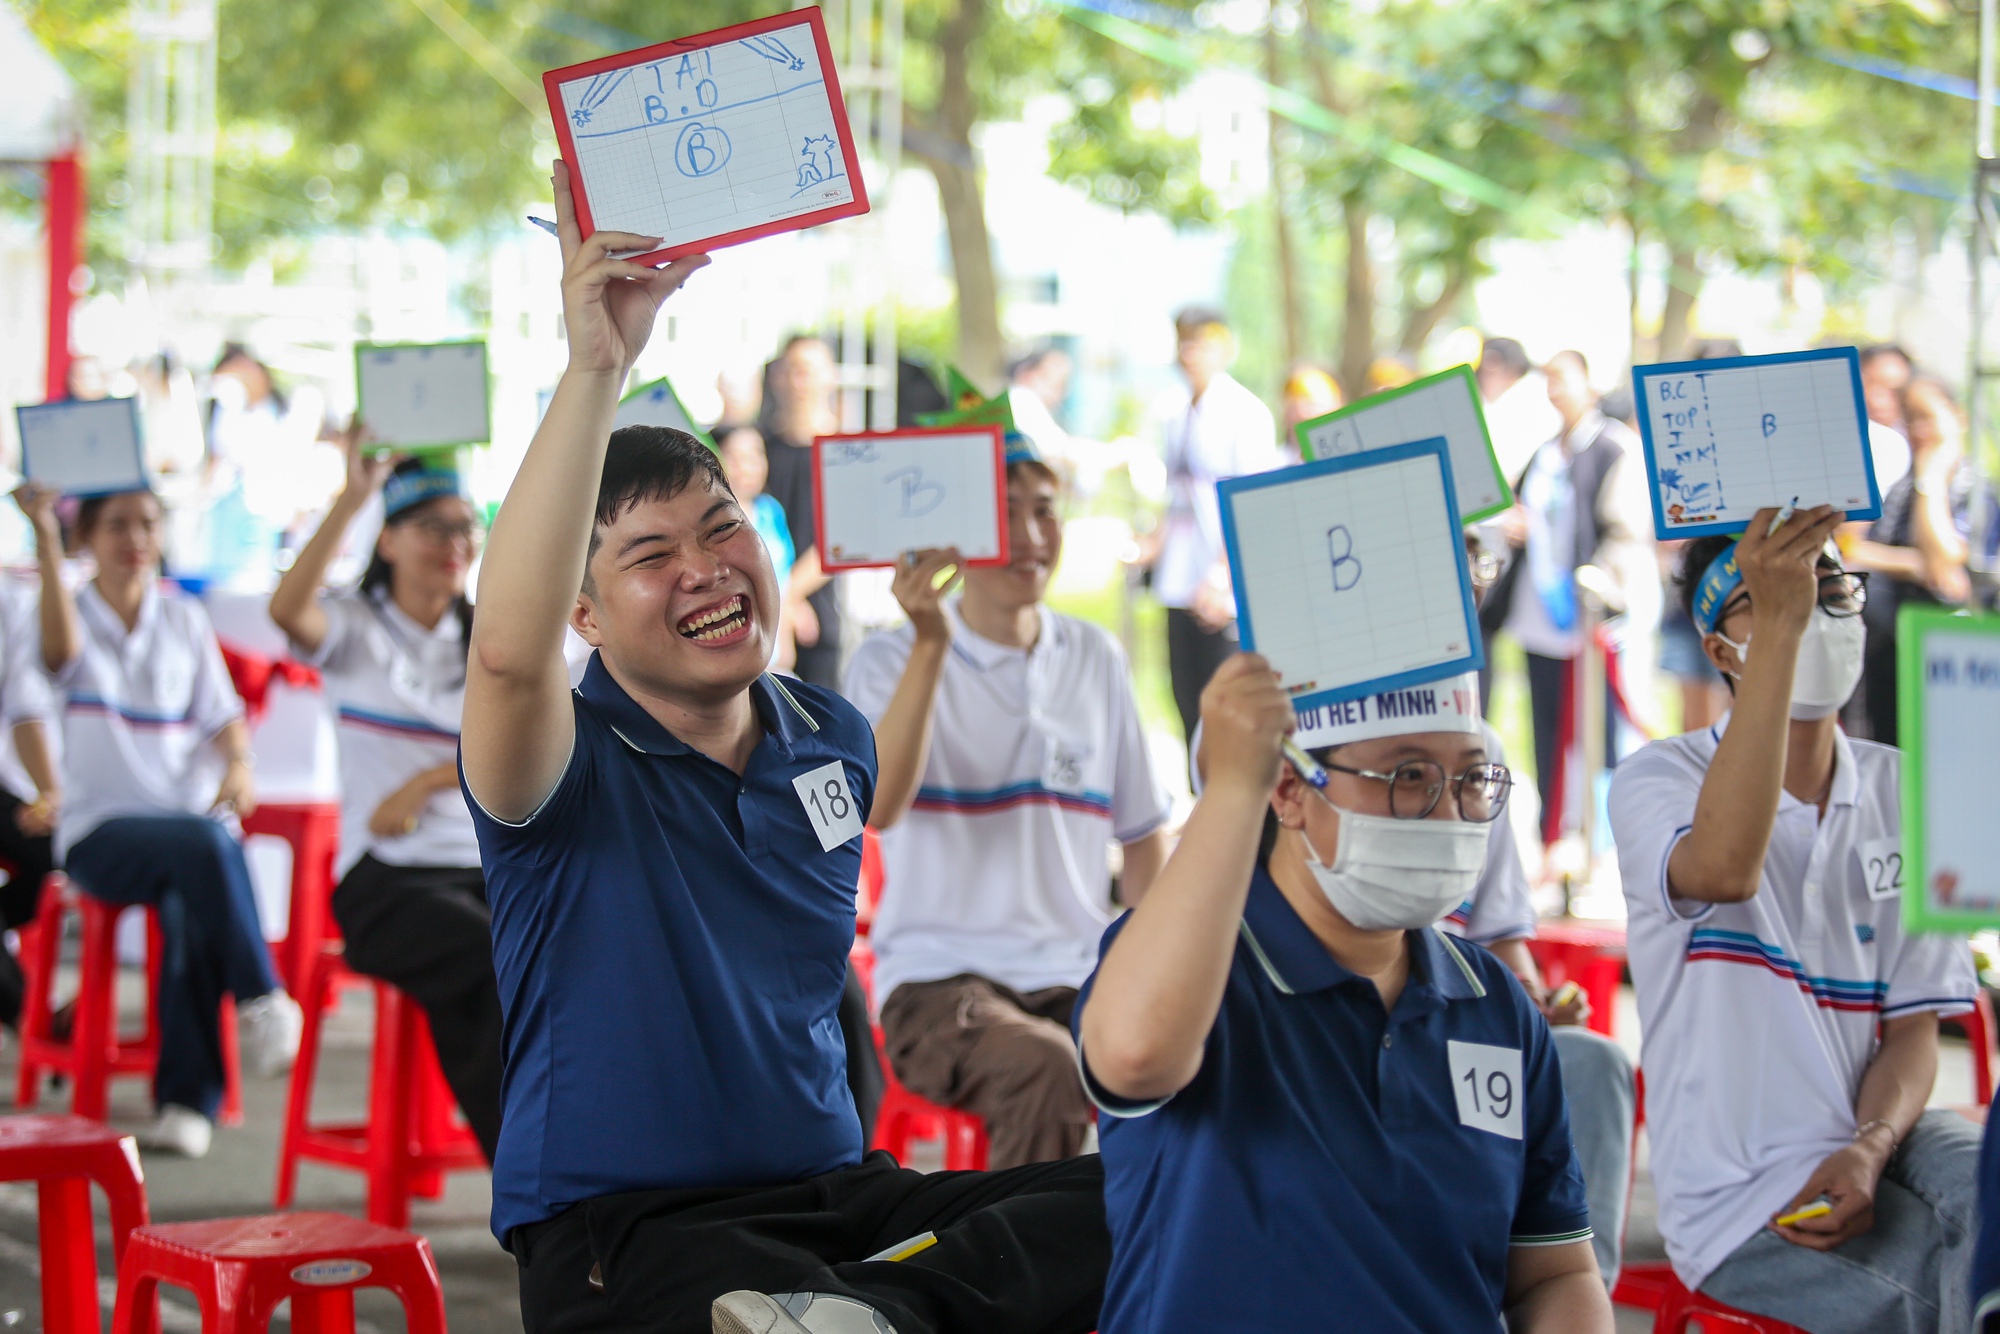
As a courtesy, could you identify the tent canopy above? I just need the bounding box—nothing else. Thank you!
[0,8,79,163]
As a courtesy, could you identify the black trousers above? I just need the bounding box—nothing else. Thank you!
[0,791,55,1027]
[1165,606,1236,742]
[331,855,503,1162]
[513,1151,1106,1334]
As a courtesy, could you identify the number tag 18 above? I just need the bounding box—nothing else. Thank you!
[1447,1040,1522,1140]
[793,760,864,852]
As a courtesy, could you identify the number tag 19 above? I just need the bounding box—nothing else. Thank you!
[793,760,864,852]
[1447,1040,1523,1140]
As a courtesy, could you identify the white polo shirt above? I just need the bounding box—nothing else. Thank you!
[0,583,56,803]
[1608,717,1976,1291]
[1155,372,1281,611]
[53,582,245,859]
[296,593,479,878]
[845,601,1172,1003]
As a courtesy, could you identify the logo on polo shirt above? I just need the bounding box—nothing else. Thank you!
[1855,923,1876,944]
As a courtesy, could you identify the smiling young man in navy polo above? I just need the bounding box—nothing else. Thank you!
[460,164,1108,1334]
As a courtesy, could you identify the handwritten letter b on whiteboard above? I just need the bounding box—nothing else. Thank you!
[812,427,1009,571]
[1633,347,1878,538]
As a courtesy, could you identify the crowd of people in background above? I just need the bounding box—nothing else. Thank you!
[12,222,2000,1334]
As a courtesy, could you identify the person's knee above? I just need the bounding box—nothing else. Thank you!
[985,1025,1090,1112]
[1550,1026,1634,1090]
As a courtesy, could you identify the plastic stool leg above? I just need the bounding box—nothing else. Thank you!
[276,957,334,1209]
[72,905,117,1121]
[37,1176,99,1334]
[364,986,416,1228]
[218,1000,243,1127]
[110,1270,161,1334]
[289,1287,357,1334]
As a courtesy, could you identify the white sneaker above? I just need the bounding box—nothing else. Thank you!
[135,1104,212,1158]
[712,1292,898,1334]
[237,991,302,1078]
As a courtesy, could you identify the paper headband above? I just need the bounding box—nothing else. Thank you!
[1292,672,1484,750]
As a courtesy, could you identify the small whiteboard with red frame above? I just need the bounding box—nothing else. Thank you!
[543,8,869,265]
[812,426,1010,572]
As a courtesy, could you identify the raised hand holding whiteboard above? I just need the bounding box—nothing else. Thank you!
[1294,365,1512,522]
[812,427,1008,571]
[16,398,148,497]
[355,342,491,452]
[544,8,869,265]
[1633,346,1878,538]
[1218,437,1483,711]
[1899,607,2000,932]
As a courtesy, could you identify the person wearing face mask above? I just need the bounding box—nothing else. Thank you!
[844,435,1172,1171]
[1076,655,1611,1331]
[1608,506,1980,1334]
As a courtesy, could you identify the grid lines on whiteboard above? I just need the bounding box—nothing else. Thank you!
[559,20,854,247]
[1307,380,1495,513]
[1648,358,1868,527]
[1232,455,1467,695]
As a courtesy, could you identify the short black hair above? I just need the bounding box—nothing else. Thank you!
[1547,348,1589,378]
[76,489,160,542]
[1174,306,1229,338]
[583,426,730,588]
[1480,337,1530,379]
[1674,535,1738,624]
[1687,338,1744,361]
[1860,343,1913,371]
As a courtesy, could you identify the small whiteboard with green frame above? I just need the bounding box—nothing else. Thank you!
[1293,364,1512,523]
[1899,605,2000,933]
[615,376,713,447]
[355,341,491,453]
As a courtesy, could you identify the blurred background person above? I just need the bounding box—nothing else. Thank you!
[1278,364,1342,461]
[1476,335,1559,483]
[757,334,843,690]
[1141,306,1280,742]
[716,424,808,674]
[1365,353,1419,395]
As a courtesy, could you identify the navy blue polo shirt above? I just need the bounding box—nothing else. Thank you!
[1075,868,1590,1333]
[466,655,875,1241]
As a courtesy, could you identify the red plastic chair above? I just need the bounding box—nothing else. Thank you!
[0,1114,150,1334]
[869,1024,989,1171]
[276,945,486,1227]
[16,876,243,1126]
[1943,989,1996,1106]
[111,1212,446,1334]
[1526,919,1627,1037]
[240,803,342,997]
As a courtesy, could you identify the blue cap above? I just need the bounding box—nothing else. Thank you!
[1690,542,1744,635]
[1003,431,1042,468]
[383,465,464,521]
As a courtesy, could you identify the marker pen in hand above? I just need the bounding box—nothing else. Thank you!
[1282,738,1328,789]
[1766,496,1799,537]
[1773,1194,1833,1228]
[526,216,559,237]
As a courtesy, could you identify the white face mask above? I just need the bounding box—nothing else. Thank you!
[1299,798,1489,932]
[1718,608,1866,721]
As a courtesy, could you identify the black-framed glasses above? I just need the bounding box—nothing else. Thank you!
[1717,570,1869,624]
[1318,758,1514,822]
[407,516,482,546]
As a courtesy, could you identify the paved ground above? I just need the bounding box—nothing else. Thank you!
[0,972,1975,1332]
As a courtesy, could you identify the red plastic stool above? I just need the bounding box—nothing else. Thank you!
[0,1114,150,1334]
[16,876,243,1126]
[277,945,486,1227]
[1656,1276,1810,1332]
[1943,989,1996,1106]
[241,803,341,998]
[111,1212,446,1334]
[869,1025,988,1171]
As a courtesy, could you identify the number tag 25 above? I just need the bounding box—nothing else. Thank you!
[792,760,864,852]
[1447,1040,1522,1140]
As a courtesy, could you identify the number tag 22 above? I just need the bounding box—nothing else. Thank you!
[1447,1040,1522,1140]
[1854,835,1904,903]
[792,760,864,852]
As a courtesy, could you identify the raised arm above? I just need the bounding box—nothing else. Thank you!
[269,420,391,654]
[1667,506,1843,904]
[867,548,960,830]
[1079,653,1291,1102]
[14,484,81,675]
[461,161,708,821]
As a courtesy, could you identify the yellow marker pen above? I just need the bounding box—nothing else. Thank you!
[1773,1196,1833,1228]
[1550,981,1582,1009]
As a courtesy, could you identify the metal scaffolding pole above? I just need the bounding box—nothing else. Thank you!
[126,0,218,336]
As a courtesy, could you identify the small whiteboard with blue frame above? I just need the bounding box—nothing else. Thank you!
[16,397,148,497]
[1632,346,1879,539]
[1218,436,1483,712]
[1899,606,2000,933]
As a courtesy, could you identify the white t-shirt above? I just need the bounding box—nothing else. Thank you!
[1608,718,1976,1290]
[1155,372,1281,611]
[296,592,479,877]
[0,583,56,803]
[845,602,1172,1002]
[53,582,245,858]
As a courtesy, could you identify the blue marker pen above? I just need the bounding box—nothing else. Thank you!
[526,216,559,237]
[1767,495,1799,537]
[1282,738,1328,789]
